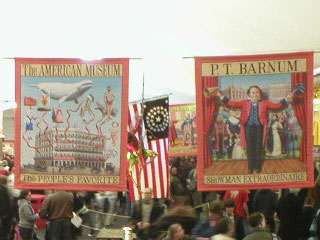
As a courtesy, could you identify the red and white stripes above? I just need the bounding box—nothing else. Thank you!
[128,102,169,201]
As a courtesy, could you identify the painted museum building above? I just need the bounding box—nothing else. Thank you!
[34,128,109,171]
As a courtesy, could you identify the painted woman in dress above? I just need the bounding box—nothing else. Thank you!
[266,114,283,157]
[232,134,246,160]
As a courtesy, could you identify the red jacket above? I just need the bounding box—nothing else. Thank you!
[225,99,284,148]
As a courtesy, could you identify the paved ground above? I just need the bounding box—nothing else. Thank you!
[35,213,131,240]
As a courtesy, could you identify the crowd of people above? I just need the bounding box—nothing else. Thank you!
[0,157,320,240]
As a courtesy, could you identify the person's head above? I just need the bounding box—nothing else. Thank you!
[278,112,284,118]
[107,86,111,92]
[2,160,8,167]
[229,110,236,118]
[8,166,14,174]
[215,217,235,237]
[224,198,235,217]
[216,113,223,122]
[167,223,185,240]
[234,134,241,143]
[209,200,224,225]
[185,113,190,120]
[272,114,278,121]
[290,110,295,117]
[0,175,7,186]
[189,157,196,168]
[112,122,119,128]
[247,86,262,101]
[170,166,178,176]
[142,188,153,203]
[19,189,32,201]
[249,212,266,228]
[171,195,188,208]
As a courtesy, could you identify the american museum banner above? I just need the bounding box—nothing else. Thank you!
[15,58,129,191]
[169,104,197,157]
[196,52,314,190]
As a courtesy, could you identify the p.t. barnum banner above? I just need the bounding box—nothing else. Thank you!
[15,58,129,191]
[196,52,314,191]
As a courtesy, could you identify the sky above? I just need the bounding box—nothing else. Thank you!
[0,0,319,106]
[219,74,291,91]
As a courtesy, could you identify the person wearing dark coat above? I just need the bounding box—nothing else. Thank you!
[297,197,316,240]
[277,188,308,240]
[252,189,278,233]
[313,208,320,240]
[191,200,224,240]
[0,175,14,240]
[170,166,186,197]
[131,188,164,240]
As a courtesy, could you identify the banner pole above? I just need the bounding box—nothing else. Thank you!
[130,93,173,104]
[183,49,320,59]
[2,57,143,60]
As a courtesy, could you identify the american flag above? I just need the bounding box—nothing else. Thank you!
[127,98,170,201]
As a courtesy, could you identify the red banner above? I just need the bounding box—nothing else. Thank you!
[196,52,314,190]
[15,58,129,191]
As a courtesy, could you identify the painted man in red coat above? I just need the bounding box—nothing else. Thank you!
[216,86,293,174]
